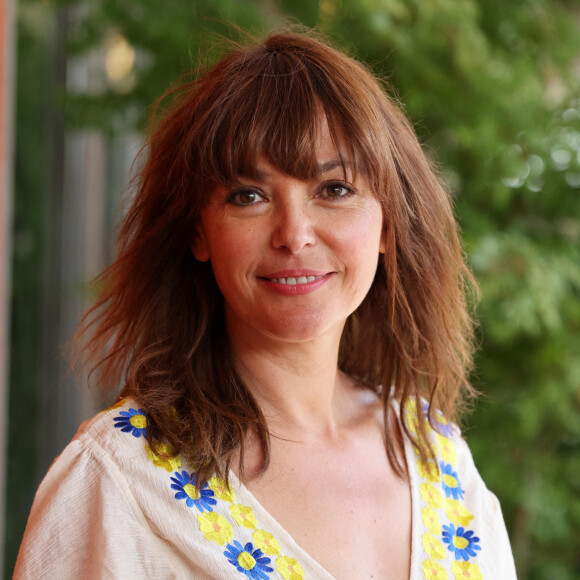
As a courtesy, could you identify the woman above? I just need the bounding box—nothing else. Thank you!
[15,31,517,579]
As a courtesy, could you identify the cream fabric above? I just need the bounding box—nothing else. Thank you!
[15,399,518,579]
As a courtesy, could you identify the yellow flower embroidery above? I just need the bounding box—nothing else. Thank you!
[451,560,483,580]
[444,498,474,527]
[420,482,443,509]
[103,398,126,413]
[421,506,441,536]
[404,399,420,434]
[436,433,457,465]
[229,504,258,529]
[408,416,420,435]
[421,559,448,580]
[405,398,418,416]
[276,556,305,580]
[208,476,236,503]
[238,552,256,570]
[421,533,446,560]
[418,460,440,483]
[197,512,233,545]
[431,413,451,433]
[146,443,181,472]
[253,529,281,555]
[238,551,257,570]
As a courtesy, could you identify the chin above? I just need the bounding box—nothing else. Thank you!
[263,309,344,344]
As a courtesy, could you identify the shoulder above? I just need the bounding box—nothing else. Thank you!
[74,397,148,454]
[399,399,518,579]
[14,399,186,579]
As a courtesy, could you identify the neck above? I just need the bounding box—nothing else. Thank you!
[227,323,353,438]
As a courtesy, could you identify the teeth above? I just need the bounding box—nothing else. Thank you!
[271,275,322,285]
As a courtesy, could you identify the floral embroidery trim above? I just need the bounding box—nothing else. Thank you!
[421,559,447,580]
[113,407,148,438]
[252,530,281,556]
[440,462,465,501]
[198,512,234,545]
[421,401,455,438]
[408,400,482,579]
[225,541,274,579]
[444,499,474,527]
[422,533,446,560]
[418,460,440,483]
[170,470,217,512]
[421,505,442,536]
[209,475,236,503]
[436,434,457,465]
[451,561,482,580]
[112,403,309,579]
[146,442,182,472]
[442,524,481,561]
[231,504,259,529]
[276,555,305,579]
[420,482,443,509]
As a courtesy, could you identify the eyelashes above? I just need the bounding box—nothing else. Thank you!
[226,189,266,206]
[226,181,356,206]
[321,183,354,199]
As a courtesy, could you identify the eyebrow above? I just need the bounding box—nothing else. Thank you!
[237,159,352,182]
[320,159,352,173]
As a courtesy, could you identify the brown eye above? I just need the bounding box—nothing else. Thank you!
[322,183,353,199]
[239,191,257,204]
[227,189,265,206]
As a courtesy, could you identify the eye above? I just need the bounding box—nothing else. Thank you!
[320,182,354,199]
[227,189,266,206]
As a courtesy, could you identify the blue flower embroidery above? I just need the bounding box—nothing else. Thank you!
[224,541,273,579]
[440,461,465,500]
[442,523,481,560]
[170,470,216,512]
[113,408,148,438]
[422,401,454,437]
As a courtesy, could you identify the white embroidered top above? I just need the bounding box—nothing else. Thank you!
[14,398,518,579]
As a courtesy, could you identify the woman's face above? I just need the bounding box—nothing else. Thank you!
[192,120,385,348]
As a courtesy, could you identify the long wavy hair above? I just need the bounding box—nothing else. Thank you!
[75,29,478,484]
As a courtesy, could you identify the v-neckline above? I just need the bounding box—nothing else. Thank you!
[227,432,418,580]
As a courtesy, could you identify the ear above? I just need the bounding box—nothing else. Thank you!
[191,227,210,262]
[379,229,386,254]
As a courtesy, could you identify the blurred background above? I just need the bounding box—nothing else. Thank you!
[1,0,579,578]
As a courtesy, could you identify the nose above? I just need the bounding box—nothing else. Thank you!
[270,202,316,254]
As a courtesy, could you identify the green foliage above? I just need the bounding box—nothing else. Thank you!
[61,0,275,133]
[10,0,580,577]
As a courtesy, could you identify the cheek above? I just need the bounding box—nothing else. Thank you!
[335,209,383,300]
[338,206,384,257]
[207,222,252,261]
[204,224,259,285]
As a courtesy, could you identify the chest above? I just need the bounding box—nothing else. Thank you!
[244,437,412,580]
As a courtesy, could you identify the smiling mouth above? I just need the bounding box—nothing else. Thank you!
[265,275,325,285]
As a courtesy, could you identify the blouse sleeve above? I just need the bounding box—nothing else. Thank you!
[452,433,519,578]
[13,436,183,579]
[406,403,519,579]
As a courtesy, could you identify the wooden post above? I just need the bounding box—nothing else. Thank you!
[0,0,16,573]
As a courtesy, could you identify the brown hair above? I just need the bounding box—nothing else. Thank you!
[75,29,478,484]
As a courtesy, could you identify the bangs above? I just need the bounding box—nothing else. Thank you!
[194,35,391,189]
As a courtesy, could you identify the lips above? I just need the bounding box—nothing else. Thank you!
[266,275,324,285]
[257,270,334,295]
[259,269,330,279]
